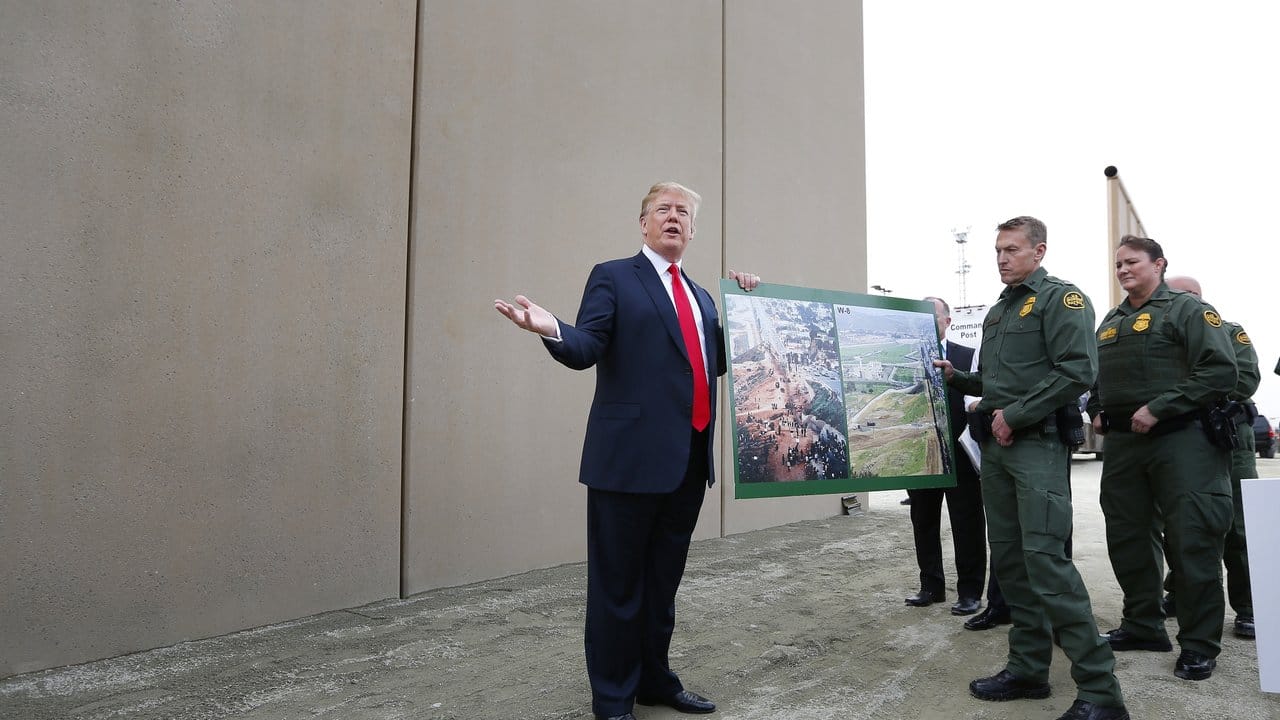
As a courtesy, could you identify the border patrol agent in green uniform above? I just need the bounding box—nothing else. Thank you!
[1089,238,1238,682]
[1159,276,1261,641]
[939,216,1127,720]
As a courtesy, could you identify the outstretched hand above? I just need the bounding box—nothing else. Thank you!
[494,294,558,337]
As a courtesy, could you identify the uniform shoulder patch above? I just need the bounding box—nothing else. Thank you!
[1204,310,1222,327]
[1063,291,1085,309]
[1236,330,1251,345]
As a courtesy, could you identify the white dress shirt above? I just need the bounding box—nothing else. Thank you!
[640,245,709,378]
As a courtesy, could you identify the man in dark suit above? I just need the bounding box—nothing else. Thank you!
[495,181,758,720]
[904,297,988,617]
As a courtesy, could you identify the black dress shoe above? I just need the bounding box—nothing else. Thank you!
[1055,699,1130,720]
[636,690,715,714]
[1101,627,1172,652]
[597,714,636,720]
[969,669,1051,701]
[1174,649,1216,680]
[965,605,1011,630]
[951,597,981,616]
[1235,616,1256,639]
[900,496,912,505]
[904,589,942,606]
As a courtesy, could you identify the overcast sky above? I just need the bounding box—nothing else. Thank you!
[863,1,1280,420]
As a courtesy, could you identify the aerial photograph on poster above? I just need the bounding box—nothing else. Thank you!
[835,303,953,479]
[721,281,956,499]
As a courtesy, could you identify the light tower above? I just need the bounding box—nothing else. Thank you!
[952,226,971,307]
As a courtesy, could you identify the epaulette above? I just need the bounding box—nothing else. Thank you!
[1042,275,1082,291]
[1166,288,1209,308]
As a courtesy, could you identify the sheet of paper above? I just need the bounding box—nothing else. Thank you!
[958,426,981,472]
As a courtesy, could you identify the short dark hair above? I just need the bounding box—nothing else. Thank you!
[996,216,1047,246]
[1118,234,1166,277]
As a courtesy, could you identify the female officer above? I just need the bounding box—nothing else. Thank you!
[1088,235,1237,682]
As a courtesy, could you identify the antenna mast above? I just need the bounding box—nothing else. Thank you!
[952,226,971,307]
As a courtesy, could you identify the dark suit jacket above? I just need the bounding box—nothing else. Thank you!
[544,252,726,494]
[945,340,976,441]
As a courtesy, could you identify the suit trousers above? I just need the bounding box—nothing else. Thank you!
[584,428,708,717]
[907,451,985,599]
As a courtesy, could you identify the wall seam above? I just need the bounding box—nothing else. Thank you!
[719,0,728,539]
[400,0,425,599]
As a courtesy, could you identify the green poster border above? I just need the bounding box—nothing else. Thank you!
[720,280,960,499]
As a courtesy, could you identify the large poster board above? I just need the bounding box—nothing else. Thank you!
[1241,477,1280,693]
[721,281,958,499]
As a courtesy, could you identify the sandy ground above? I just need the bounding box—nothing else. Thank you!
[4,457,1280,720]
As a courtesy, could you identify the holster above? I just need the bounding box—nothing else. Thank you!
[1055,404,1085,448]
[1201,401,1243,450]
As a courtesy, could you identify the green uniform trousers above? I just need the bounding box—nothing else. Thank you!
[1100,424,1233,657]
[1164,426,1256,618]
[982,430,1123,706]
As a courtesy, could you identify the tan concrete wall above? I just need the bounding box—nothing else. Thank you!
[0,1,415,676]
[1,0,866,674]
[404,0,868,591]
[721,2,869,533]
[403,0,726,592]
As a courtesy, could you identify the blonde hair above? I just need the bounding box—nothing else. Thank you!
[640,181,701,221]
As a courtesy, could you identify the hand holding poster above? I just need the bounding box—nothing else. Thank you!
[721,281,959,499]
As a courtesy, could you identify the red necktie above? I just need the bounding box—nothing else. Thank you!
[669,264,710,430]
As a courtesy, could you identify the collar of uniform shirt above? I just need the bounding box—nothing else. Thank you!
[1119,281,1174,313]
[999,266,1049,300]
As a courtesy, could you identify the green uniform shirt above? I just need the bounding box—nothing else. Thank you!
[1224,320,1260,402]
[1089,283,1237,419]
[951,266,1097,429]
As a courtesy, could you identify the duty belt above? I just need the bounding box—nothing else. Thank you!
[1104,410,1197,436]
[969,410,1060,442]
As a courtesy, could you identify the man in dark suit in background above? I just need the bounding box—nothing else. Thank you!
[904,297,988,617]
[495,181,758,720]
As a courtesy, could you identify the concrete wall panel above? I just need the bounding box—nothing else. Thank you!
[0,1,415,676]
[404,0,724,593]
[0,0,868,676]
[721,1,869,533]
